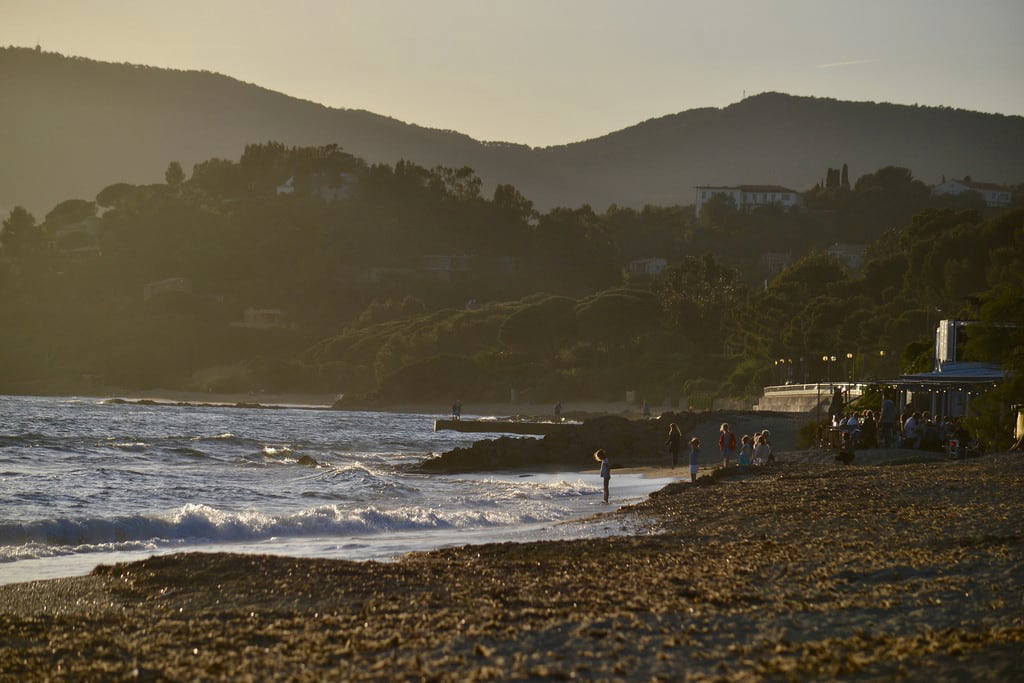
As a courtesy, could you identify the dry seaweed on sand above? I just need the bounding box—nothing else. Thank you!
[1,455,1022,679]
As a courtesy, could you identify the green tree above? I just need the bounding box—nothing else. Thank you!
[96,182,137,208]
[165,161,186,186]
[44,198,96,228]
[498,296,577,353]
[1,206,41,256]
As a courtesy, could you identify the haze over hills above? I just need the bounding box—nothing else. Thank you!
[2,46,1023,215]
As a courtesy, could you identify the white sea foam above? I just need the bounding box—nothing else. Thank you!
[0,503,555,560]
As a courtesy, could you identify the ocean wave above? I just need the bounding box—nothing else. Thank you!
[0,540,170,563]
[468,477,601,500]
[0,503,550,558]
[110,441,149,451]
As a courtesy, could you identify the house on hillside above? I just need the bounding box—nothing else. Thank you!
[931,178,1011,208]
[695,185,801,217]
[420,254,473,282]
[232,308,291,330]
[827,243,868,271]
[276,172,359,201]
[143,277,191,301]
[626,257,668,278]
[276,177,295,195]
[52,216,101,256]
[759,252,793,278]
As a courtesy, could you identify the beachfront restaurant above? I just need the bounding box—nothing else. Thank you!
[876,361,1004,420]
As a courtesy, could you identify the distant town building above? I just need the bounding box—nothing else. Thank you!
[420,254,474,282]
[276,177,295,195]
[759,252,793,277]
[232,308,290,330]
[53,216,101,243]
[143,277,192,301]
[827,243,868,271]
[695,185,801,217]
[276,172,359,201]
[931,178,1011,208]
[626,257,668,278]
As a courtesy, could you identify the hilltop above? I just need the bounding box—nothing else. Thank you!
[2,47,1023,214]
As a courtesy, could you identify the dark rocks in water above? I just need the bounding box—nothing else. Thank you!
[418,411,705,473]
[296,455,319,467]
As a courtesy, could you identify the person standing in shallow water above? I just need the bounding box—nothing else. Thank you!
[594,449,610,503]
[666,423,682,468]
[689,437,701,483]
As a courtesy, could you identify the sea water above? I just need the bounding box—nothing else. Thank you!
[0,395,671,585]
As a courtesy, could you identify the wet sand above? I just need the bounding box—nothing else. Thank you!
[1,454,1021,679]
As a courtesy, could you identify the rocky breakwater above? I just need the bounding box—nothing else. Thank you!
[418,412,704,473]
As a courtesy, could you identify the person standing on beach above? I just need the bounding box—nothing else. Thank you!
[719,423,737,467]
[879,395,898,448]
[761,429,775,464]
[594,449,610,503]
[688,437,701,483]
[666,423,682,468]
[554,402,562,422]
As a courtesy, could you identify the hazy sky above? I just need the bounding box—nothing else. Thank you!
[3,0,1022,146]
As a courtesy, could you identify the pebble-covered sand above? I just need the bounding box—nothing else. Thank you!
[1,454,1021,680]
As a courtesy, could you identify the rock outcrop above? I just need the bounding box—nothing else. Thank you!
[417,412,705,473]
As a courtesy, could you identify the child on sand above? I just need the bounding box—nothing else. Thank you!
[594,449,610,503]
[738,435,753,466]
[689,437,701,483]
[719,423,737,467]
[752,434,768,465]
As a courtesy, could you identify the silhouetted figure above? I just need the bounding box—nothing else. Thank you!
[594,449,610,503]
[666,423,682,468]
[689,437,701,483]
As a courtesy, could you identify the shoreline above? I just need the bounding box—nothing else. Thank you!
[7,389,661,418]
[3,454,1020,678]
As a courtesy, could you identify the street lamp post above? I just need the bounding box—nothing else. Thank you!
[822,355,837,387]
[846,352,855,385]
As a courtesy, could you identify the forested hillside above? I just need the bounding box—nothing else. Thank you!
[3,47,1024,215]
[2,139,1022,448]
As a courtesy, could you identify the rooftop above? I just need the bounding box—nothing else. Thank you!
[695,184,798,193]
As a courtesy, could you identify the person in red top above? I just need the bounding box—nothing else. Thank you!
[719,422,737,467]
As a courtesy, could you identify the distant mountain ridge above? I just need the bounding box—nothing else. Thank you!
[2,47,1023,214]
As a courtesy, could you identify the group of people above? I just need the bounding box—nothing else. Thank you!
[664,422,775,484]
[594,421,777,504]
[830,399,973,454]
[900,410,973,453]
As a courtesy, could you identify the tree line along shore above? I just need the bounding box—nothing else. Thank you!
[1,453,1019,679]
[2,143,1022,450]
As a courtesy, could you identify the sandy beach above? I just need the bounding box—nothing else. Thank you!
[2,452,1021,679]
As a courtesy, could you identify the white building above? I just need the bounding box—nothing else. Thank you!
[143,277,191,301]
[827,243,868,271]
[695,185,800,217]
[626,257,668,278]
[275,177,295,195]
[232,308,290,329]
[931,178,1011,208]
[759,252,793,277]
[420,254,473,282]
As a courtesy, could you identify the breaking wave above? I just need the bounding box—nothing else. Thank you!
[0,503,553,561]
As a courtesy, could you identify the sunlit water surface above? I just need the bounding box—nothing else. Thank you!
[0,396,670,584]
